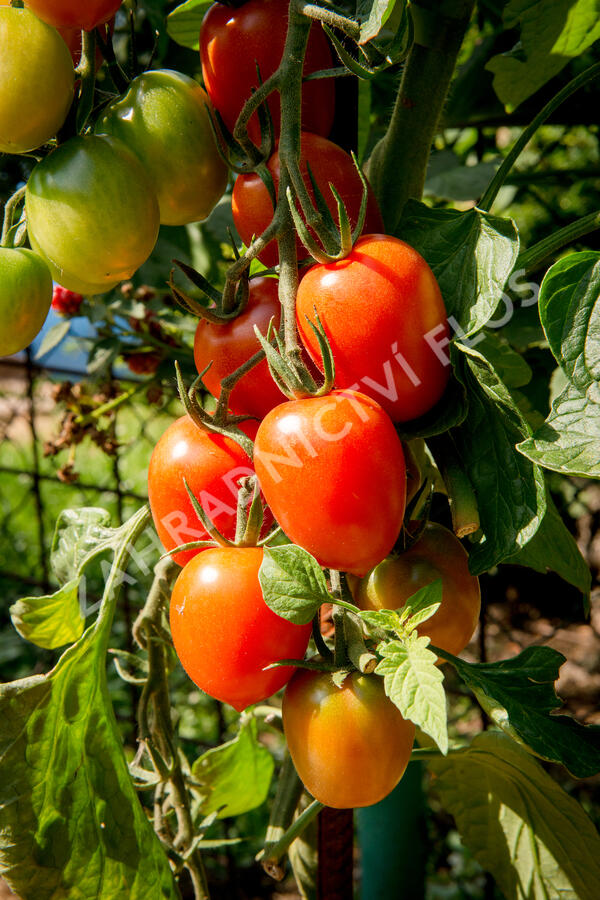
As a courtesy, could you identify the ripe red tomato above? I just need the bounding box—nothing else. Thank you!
[25,134,160,296]
[95,70,228,226]
[125,351,161,376]
[351,522,481,657]
[283,669,415,808]
[193,276,287,419]
[170,547,312,711]
[148,415,266,567]
[232,133,384,268]
[200,0,334,145]
[0,7,74,155]
[296,235,450,423]
[51,285,83,317]
[0,248,52,357]
[254,390,406,575]
[25,0,120,30]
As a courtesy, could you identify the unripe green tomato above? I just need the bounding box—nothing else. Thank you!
[0,248,52,357]
[25,135,160,296]
[283,669,415,809]
[95,70,228,226]
[0,7,74,155]
[350,522,481,658]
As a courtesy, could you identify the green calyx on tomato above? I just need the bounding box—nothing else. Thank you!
[296,234,450,423]
[170,547,312,711]
[95,70,228,227]
[253,389,406,576]
[350,521,481,657]
[283,668,415,808]
[25,134,160,296]
[232,132,384,269]
[0,248,52,358]
[200,0,335,145]
[0,7,74,155]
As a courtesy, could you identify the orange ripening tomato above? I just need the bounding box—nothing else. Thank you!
[25,0,121,30]
[232,132,384,269]
[283,669,415,808]
[351,522,481,657]
[170,547,312,711]
[254,390,406,575]
[296,234,450,423]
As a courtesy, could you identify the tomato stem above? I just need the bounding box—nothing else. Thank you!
[75,30,96,133]
[0,185,26,248]
[428,434,480,538]
[517,208,600,273]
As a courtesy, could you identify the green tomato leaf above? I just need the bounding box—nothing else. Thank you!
[437,645,600,778]
[506,496,591,610]
[399,579,442,630]
[424,152,500,203]
[518,380,600,478]
[51,507,128,584]
[451,343,547,574]
[0,508,177,900]
[475,331,532,389]
[359,608,403,632]
[34,319,70,359]
[355,0,403,44]
[429,732,600,900]
[537,251,600,403]
[375,634,448,754]
[259,545,332,625]
[486,0,600,112]
[9,578,84,650]
[166,0,211,50]
[397,201,520,338]
[191,718,274,819]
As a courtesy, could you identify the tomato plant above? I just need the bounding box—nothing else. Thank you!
[170,547,312,711]
[25,135,160,296]
[200,0,334,145]
[95,69,228,226]
[25,0,121,30]
[193,276,287,418]
[0,7,74,155]
[0,248,52,357]
[351,522,481,657]
[254,390,406,575]
[232,132,384,268]
[148,415,265,567]
[283,669,416,808]
[296,234,450,423]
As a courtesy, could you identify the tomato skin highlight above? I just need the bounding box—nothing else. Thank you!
[232,133,384,269]
[148,415,264,568]
[25,0,121,30]
[200,0,334,145]
[0,249,53,357]
[193,277,286,419]
[254,390,406,576]
[0,8,74,155]
[170,547,312,711]
[351,522,481,657]
[95,70,228,226]
[296,234,450,423]
[283,669,415,808]
[25,135,160,296]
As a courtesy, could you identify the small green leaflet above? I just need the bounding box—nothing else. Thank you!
[436,645,600,778]
[376,634,448,754]
[430,732,600,900]
[10,579,82,650]
[358,579,443,635]
[259,545,332,624]
[167,0,211,51]
[191,718,274,819]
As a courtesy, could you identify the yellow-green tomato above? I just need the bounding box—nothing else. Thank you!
[25,135,160,296]
[282,669,415,809]
[0,8,74,155]
[95,70,228,226]
[351,522,481,658]
[0,248,52,357]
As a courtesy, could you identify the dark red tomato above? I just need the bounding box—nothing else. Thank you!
[232,133,384,268]
[296,234,450,423]
[350,522,481,658]
[194,276,286,419]
[125,350,161,376]
[283,669,415,808]
[148,415,265,567]
[51,285,83,316]
[26,0,120,30]
[200,0,334,145]
[170,547,312,711]
[254,390,406,575]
